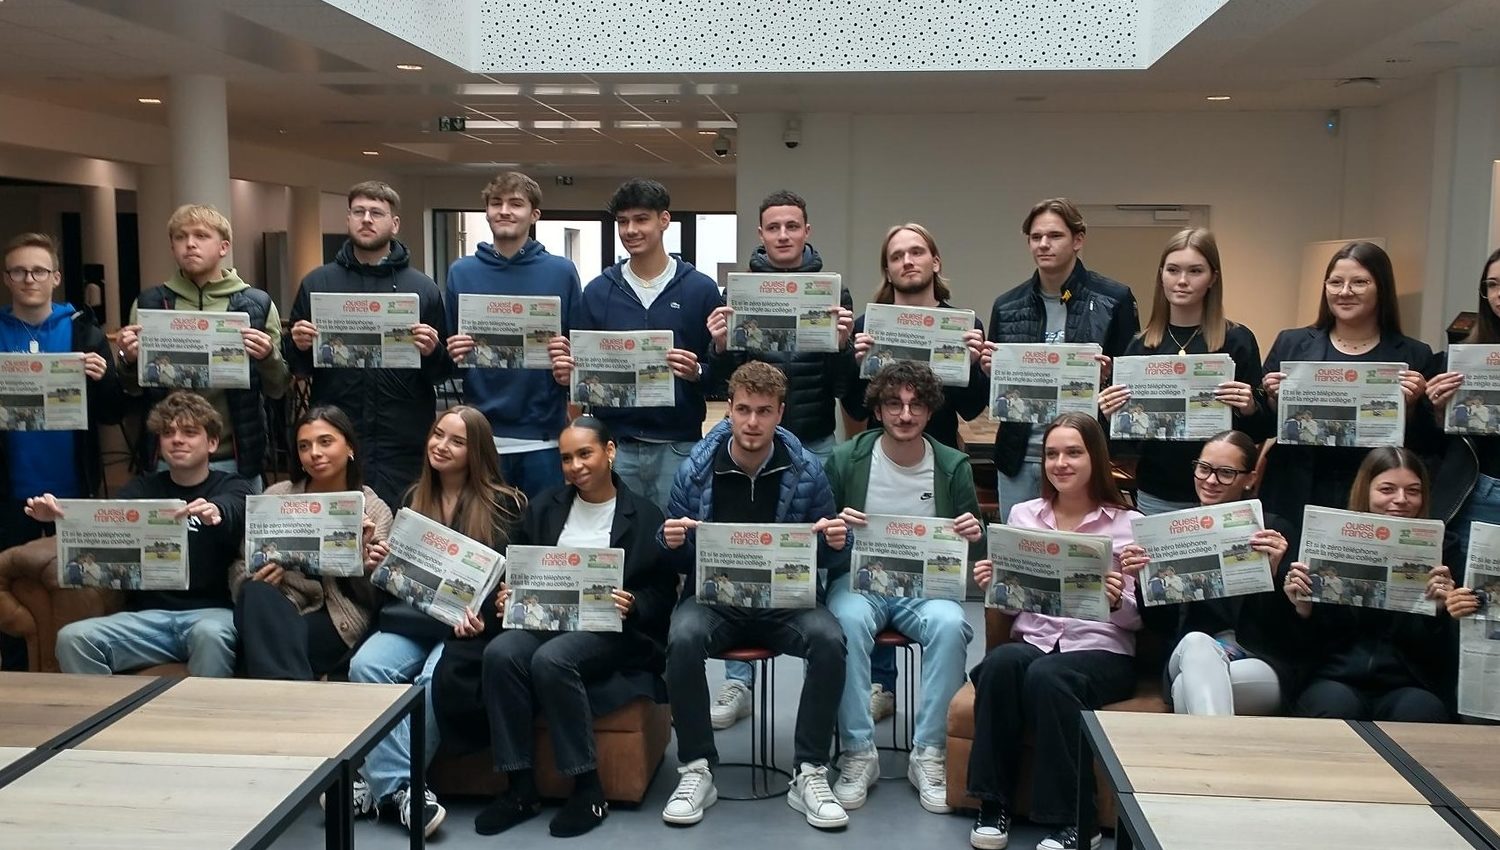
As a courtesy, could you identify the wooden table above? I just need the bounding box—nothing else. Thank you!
[1370,722,1500,849]
[1128,793,1484,850]
[0,671,165,749]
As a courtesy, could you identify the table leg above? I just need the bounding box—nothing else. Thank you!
[1076,719,1097,847]
[325,761,353,850]
[410,692,426,850]
[1116,813,1134,850]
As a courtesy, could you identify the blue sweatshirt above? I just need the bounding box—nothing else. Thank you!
[445,239,581,441]
[575,257,722,441]
[0,303,80,498]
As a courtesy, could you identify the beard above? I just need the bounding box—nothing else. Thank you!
[890,273,933,295]
[351,230,391,252]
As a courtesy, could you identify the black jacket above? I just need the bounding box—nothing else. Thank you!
[120,469,253,613]
[987,260,1139,474]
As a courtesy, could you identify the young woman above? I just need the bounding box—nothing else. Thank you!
[345,406,525,838]
[232,406,392,679]
[1282,447,1455,721]
[966,412,1141,850]
[1099,229,1271,514]
[1260,241,1437,523]
[430,416,677,839]
[1120,430,1296,716]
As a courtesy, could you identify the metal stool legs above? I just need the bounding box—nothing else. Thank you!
[714,656,791,800]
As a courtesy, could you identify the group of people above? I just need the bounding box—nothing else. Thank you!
[2,170,1499,850]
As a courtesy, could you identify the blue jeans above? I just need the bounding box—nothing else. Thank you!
[827,582,971,750]
[1453,473,1500,576]
[998,460,1043,523]
[349,631,444,799]
[499,447,564,502]
[55,607,236,676]
[613,440,697,507]
[1134,489,1197,517]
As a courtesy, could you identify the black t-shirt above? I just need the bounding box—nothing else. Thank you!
[118,469,253,612]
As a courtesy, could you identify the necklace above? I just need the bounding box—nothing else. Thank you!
[1333,331,1379,352]
[1166,325,1201,356]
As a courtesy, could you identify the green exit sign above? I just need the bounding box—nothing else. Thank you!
[438,116,467,132]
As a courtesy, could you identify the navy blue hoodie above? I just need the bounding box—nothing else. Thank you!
[445,239,581,441]
[575,257,722,441]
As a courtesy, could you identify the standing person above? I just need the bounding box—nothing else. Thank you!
[547,178,721,507]
[286,181,450,510]
[231,405,393,680]
[982,199,1139,519]
[1097,229,1271,514]
[657,362,850,830]
[117,204,288,491]
[445,172,582,500]
[966,413,1142,850]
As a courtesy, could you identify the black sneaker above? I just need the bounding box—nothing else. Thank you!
[550,791,609,837]
[970,801,1010,849]
[1037,826,1101,850]
[381,783,446,839]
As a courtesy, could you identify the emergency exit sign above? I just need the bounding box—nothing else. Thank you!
[438,115,467,132]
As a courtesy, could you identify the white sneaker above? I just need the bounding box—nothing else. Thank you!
[710,680,752,730]
[318,776,375,818]
[787,763,849,829]
[870,683,896,723]
[907,745,952,813]
[831,746,879,808]
[662,759,717,825]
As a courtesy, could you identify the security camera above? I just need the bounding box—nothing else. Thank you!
[783,118,801,149]
[712,133,730,157]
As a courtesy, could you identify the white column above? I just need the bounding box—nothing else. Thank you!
[168,74,233,264]
[288,185,325,307]
[81,185,118,328]
[134,164,176,308]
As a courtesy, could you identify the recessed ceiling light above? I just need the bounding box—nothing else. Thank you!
[697,130,717,135]
[362,150,380,156]
[137,97,162,104]
[1205,95,1232,101]
[395,63,424,71]
[277,129,288,134]
[652,97,678,104]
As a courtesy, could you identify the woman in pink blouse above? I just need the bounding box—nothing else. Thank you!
[966,412,1143,850]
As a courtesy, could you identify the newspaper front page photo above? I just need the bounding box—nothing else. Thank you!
[1297,506,1442,615]
[696,522,818,609]
[569,330,674,409]
[1442,344,1500,435]
[988,343,1102,424]
[1277,361,1407,448]
[501,545,626,632]
[310,292,422,369]
[1131,499,1273,605]
[0,353,88,431]
[860,303,975,386]
[245,491,367,578]
[850,514,968,602]
[1109,354,1234,441]
[724,273,841,354]
[136,309,251,390]
[55,499,189,590]
[455,294,561,370]
[984,524,1113,622]
[1458,520,1500,720]
[373,508,506,627]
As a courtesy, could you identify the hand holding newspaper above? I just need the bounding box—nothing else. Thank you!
[310,293,422,369]
[501,545,626,632]
[724,273,841,354]
[1130,499,1272,606]
[1276,361,1406,447]
[861,303,975,386]
[245,492,366,578]
[55,499,189,591]
[137,309,251,389]
[850,514,968,602]
[988,343,1102,424]
[569,330,675,408]
[455,294,561,369]
[0,353,89,431]
[1441,345,1500,435]
[1297,506,1442,615]
[984,524,1113,622]
[1109,354,1234,441]
[696,522,818,609]
[372,508,505,627]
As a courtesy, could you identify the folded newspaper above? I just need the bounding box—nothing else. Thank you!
[1109,354,1234,441]
[0,353,88,431]
[1462,520,1500,621]
[696,522,818,609]
[55,499,189,591]
[245,491,366,578]
[569,329,674,408]
[372,508,505,627]
[850,514,968,602]
[501,545,626,632]
[137,309,251,389]
[1297,506,1441,615]
[860,303,975,386]
[1131,499,1272,605]
[984,524,1113,622]
[1277,361,1406,448]
[1441,345,1500,435]
[725,273,841,354]
[310,292,421,369]
[1458,618,1500,721]
[988,343,1102,424]
[455,293,561,369]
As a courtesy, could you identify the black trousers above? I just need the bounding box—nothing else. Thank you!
[234,580,351,680]
[1294,678,1449,722]
[0,499,51,670]
[483,629,639,776]
[666,595,845,768]
[966,642,1135,827]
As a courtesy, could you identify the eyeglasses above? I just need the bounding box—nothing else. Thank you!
[4,267,57,284]
[348,207,391,221]
[880,399,929,417]
[1324,277,1374,294]
[1190,460,1249,485]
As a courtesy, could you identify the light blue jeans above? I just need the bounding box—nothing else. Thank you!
[613,440,698,508]
[1453,473,1500,576]
[826,582,972,751]
[55,607,236,676]
[1133,489,1198,517]
[998,460,1043,522]
[348,631,444,800]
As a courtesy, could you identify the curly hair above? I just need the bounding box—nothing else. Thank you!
[146,391,223,441]
[726,361,787,404]
[864,361,944,415]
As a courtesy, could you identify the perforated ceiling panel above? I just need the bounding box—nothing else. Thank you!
[1142,0,1234,64]
[322,0,469,65]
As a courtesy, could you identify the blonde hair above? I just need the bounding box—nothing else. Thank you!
[1141,228,1230,352]
[166,204,233,242]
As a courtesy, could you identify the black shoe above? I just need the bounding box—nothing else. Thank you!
[549,791,608,837]
[970,801,1010,849]
[379,784,446,839]
[1037,826,1101,850]
[474,790,541,836]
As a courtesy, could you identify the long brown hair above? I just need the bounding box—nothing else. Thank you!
[1462,248,1500,344]
[1040,412,1130,509]
[1347,447,1429,517]
[1315,241,1402,335]
[1141,228,1230,352]
[873,223,952,305]
[407,405,525,548]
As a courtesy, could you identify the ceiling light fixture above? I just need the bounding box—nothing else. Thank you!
[652,97,678,104]
[362,150,380,156]
[395,63,424,71]
[137,97,162,104]
[1335,77,1382,89]
[1205,95,1231,101]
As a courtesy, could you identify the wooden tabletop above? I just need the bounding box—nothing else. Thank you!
[1132,793,1480,849]
[1477,809,1500,834]
[0,748,327,849]
[78,677,413,758]
[1377,722,1500,811]
[1093,713,1427,804]
[0,672,158,748]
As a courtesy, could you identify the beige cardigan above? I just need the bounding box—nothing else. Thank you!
[229,481,394,647]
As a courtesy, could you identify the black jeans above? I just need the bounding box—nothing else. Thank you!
[1,500,53,670]
[482,628,640,776]
[966,642,1135,827]
[234,580,351,680]
[1294,678,1449,722]
[666,596,845,768]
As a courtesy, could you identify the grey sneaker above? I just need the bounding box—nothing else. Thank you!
[831,746,879,808]
[787,763,849,829]
[662,759,717,825]
[870,683,896,723]
[710,680,752,730]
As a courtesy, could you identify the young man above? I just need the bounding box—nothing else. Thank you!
[445,172,580,500]
[30,391,253,676]
[983,199,1138,517]
[822,362,981,813]
[548,178,721,507]
[118,204,288,492]
[286,182,449,509]
[658,362,850,830]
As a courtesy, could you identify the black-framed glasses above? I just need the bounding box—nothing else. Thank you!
[1190,460,1248,485]
[4,267,57,284]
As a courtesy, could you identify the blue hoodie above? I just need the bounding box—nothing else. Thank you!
[445,239,581,441]
[576,256,722,441]
[0,303,81,498]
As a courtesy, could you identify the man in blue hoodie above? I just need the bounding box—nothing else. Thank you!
[548,178,722,506]
[444,172,580,500]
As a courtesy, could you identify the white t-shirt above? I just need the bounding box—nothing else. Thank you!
[866,437,936,518]
[622,258,676,309]
[558,495,616,548]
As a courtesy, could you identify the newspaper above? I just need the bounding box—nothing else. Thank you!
[1108,354,1234,441]
[984,524,1113,622]
[569,329,674,408]
[310,292,421,369]
[1458,618,1500,721]
[1442,345,1500,435]
[455,293,561,370]
[1277,361,1406,448]
[850,514,969,602]
[1297,506,1441,615]
[500,545,626,633]
[54,499,188,591]
[136,309,250,389]
[1131,499,1272,605]
[1461,520,1500,620]
[724,273,841,354]
[245,491,366,578]
[0,353,88,431]
[695,522,818,609]
[861,303,975,386]
[372,507,505,627]
[988,343,1102,423]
